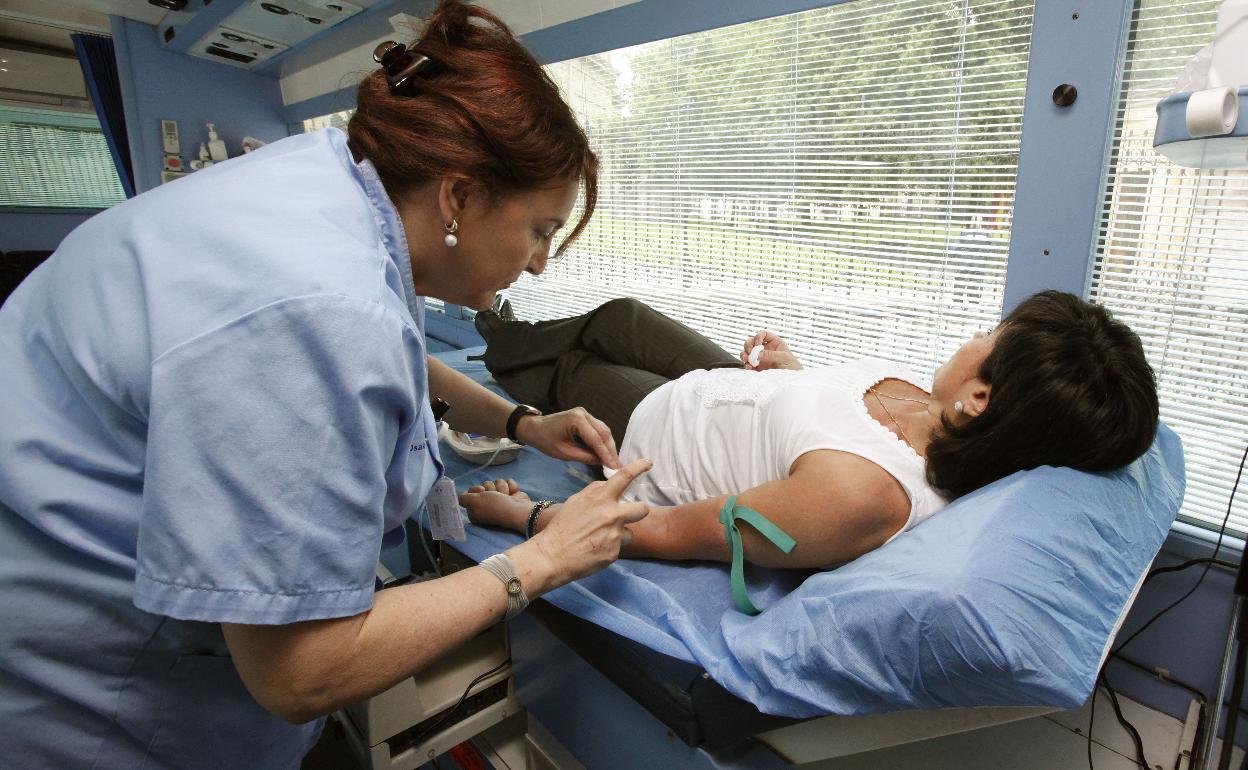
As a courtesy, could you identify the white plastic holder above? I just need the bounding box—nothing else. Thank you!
[436,421,522,466]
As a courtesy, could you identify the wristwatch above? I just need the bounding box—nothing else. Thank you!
[505,403,541,443]
[479,553,529,620]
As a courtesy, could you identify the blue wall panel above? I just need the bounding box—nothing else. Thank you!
[0,209,98,252]
[1001,1,1133,314]
[111,17,288,194]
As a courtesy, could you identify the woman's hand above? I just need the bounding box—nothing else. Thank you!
[740,330,802,371]
[515,407,620,468]
[513,458,653,586]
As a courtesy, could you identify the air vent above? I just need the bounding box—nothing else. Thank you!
[224,0,361,46]
[204,45,255,64]
[189,26,288,69]
[185,0,361,69]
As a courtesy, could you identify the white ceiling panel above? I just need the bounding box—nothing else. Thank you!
[224,0,363,46]
[191,25,289,68]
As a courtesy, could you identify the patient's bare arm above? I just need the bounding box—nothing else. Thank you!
[461,450,910,569]
[622,451,909,568]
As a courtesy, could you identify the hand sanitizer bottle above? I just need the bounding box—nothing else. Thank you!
[206,123,228,162]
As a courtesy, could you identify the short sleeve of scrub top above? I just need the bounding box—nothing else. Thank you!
[134,292,432,624]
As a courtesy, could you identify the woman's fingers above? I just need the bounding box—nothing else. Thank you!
[599,458,652,501]
[586,414,620,469]
[569,410,619,467]
[615,501,650,525]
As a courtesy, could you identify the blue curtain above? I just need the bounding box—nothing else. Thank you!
[72,33,135,198]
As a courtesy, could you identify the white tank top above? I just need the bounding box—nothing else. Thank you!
[616,357,949,539]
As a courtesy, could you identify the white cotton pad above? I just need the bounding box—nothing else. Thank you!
[748,345,764,367]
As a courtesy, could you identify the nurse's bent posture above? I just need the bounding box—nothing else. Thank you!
[0,2,650,767]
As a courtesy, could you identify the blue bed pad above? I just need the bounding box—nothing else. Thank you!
[430,347,1185,719]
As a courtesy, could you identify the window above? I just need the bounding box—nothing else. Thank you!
[1091,0,1247,535]
[0,106,125,208]
[510,0,1035,380]
[301,109,353,133]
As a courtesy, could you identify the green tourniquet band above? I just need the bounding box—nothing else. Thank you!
[719,496,798,615]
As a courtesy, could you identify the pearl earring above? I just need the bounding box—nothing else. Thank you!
[954,400,964,414]
[444,219,459,248]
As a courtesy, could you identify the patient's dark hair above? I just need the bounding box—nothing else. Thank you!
[926,291,1159,499]
[348,0,597,256]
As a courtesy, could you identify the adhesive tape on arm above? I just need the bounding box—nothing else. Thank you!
[1187,86,1239,138]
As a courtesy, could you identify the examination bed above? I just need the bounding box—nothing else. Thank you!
[426,345,1185,764]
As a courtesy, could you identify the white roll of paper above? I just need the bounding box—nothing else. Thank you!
[1187,86,1239,138]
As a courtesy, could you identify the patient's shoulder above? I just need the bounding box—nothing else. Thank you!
[791,449,911,528]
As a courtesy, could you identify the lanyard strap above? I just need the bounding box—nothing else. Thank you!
[719,496,797,615]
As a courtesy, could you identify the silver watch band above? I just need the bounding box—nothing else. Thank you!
[479,553,529,620]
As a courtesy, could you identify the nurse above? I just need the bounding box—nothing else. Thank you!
[0,1,649,767]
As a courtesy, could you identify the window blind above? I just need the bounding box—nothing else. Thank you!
[0,106,124,209]
[302,109,352,133]
[510,0,1034,380]
[1090,0,1248,535]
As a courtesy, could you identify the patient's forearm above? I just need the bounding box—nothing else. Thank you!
[530,495,808,567]
[517,463,900,569]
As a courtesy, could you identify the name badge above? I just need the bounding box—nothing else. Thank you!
[427,476,465,542]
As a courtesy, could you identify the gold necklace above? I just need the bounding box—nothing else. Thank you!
[869,389,931,406]
[868,387,927,454]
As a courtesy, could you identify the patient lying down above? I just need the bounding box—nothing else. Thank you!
[461,292,1158,576]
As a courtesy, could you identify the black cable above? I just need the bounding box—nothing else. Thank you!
[1102,672,1149,769]
[1144,556,1238,586]
[1087,678,1097,770]
[421,658,511,740]
[1086,443,1247,770]
[1109,649,1207,702]
[1112,444,1247,655]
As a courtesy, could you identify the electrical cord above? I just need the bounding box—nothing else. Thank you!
[1087,678,1097,770]
[1109,649,1207,702]
[1144,556,1239,585]
[1102,672,1149,769]
[420,658,511,741]
[1112,444,1245,656]
[1087,675,1151,770]
[1088,442,1248,770]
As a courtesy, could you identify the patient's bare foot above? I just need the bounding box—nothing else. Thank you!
[459,478,531,530]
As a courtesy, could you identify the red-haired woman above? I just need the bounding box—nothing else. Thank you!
[0,2,649,766]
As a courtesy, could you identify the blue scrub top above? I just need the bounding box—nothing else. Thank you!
[0,128,444,768]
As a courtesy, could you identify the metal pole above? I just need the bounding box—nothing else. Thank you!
[1194,595,1242,770]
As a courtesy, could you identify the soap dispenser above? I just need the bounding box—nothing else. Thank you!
[206,123,228,162]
